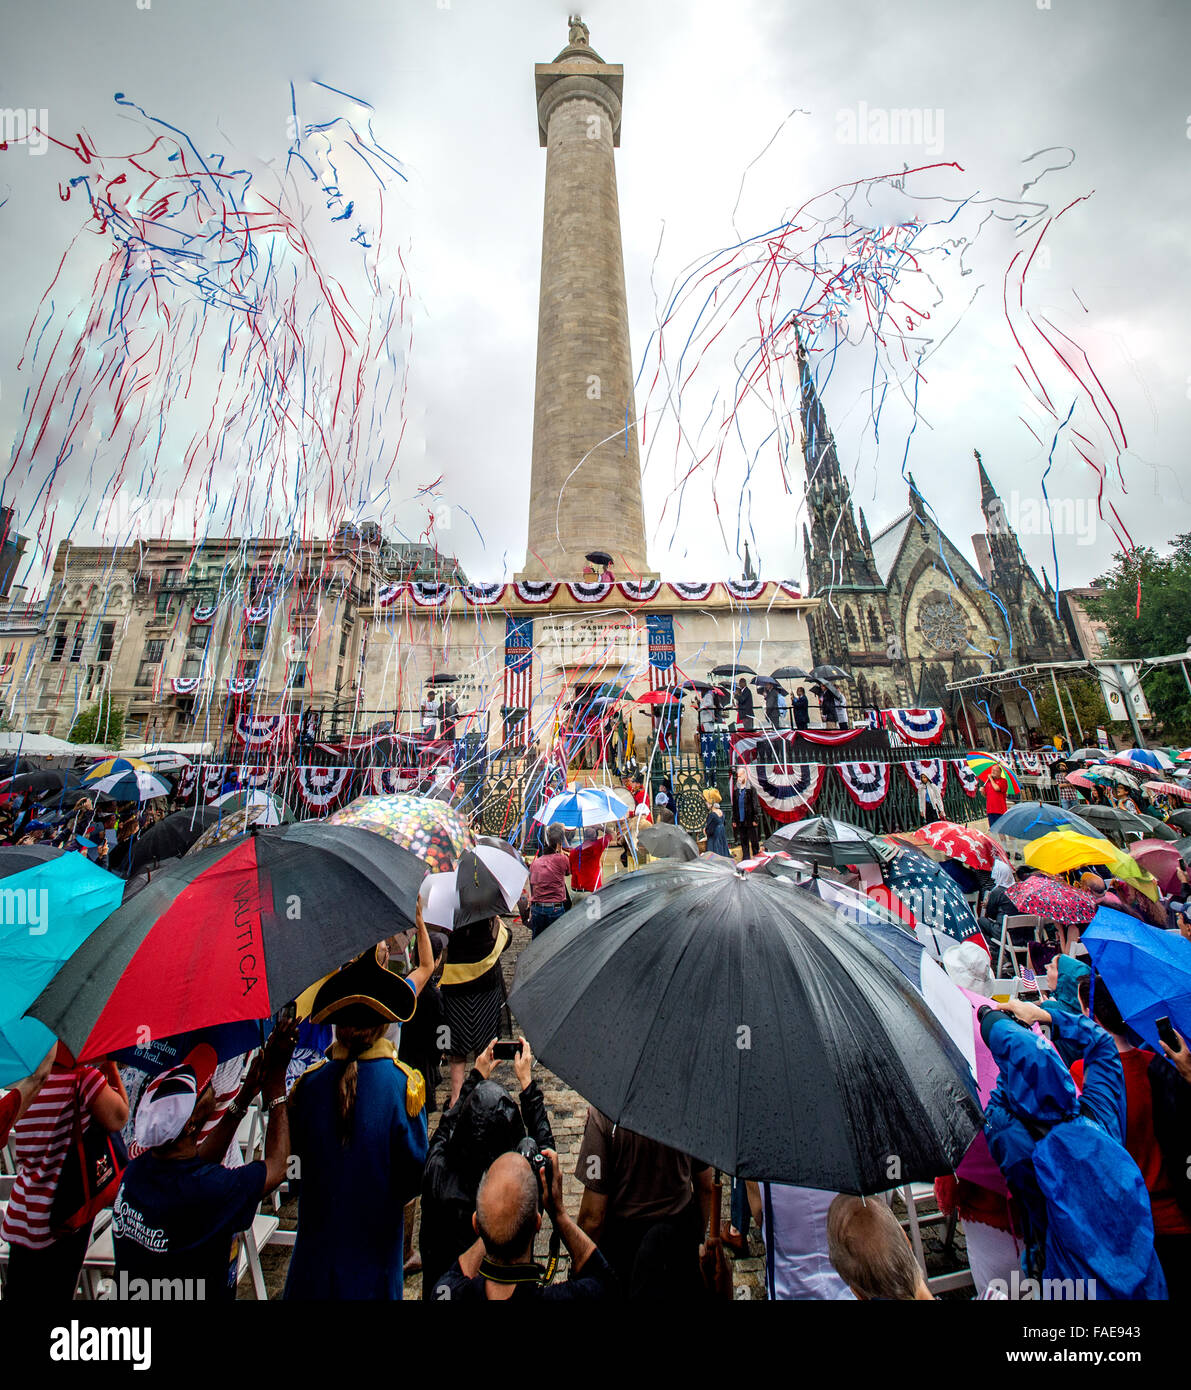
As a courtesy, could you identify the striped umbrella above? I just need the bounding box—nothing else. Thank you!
[965,754,1022,796]
[1144,780,1191,803]
[535,785,635,829]
[85,755,154,781]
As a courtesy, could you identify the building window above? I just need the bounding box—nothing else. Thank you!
[1029,607,1050,646]
[155,592,175,617]
[135,661,159,688]
[245,624,266,652]
[1095,628,1110,654]
[180,658,202,679]
[69,623,84,663]
[339,628,350,659]
[844,607,859,644]
[165,568,183,588]
[143,639,165,664]
[237,659,259,682]
[97,621,114,664]
[868,609,882,643]
[288,661,307,689]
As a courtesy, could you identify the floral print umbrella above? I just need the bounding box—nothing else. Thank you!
[1004,873,1098,926]
[327,793,474,873]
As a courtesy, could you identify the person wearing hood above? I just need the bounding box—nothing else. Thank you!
[1042,953,1092,1066]
[980,999,1166,1299]
[419,1035,554,1299]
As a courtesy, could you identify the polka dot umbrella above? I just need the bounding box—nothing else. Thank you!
[327,793,474,873]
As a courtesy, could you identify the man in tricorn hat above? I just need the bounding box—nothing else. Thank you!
[283,938,432,1299]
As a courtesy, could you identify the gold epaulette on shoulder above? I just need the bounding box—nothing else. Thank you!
[394,1059,426,1118]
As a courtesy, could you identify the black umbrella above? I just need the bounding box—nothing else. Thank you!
[1173,837,1191,858]
[771,666,810,681]
[752,675,787,691]
[638,824,700,862]
[585,550,614,568]
[810,665,851,682]
[1170,809,1191,834]
[1080,804,1155,847]
[1136,814,1178,842]
[123,808,225,874]
[427,673,459,685]
[28,822,429,1059]
[508,861,981,1191]
[763,816,893,867]
[0,843,63,875]
[4,769,85,796]
[710,664,755,677]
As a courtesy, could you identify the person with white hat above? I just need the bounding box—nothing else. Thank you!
[113,1023,297,1300]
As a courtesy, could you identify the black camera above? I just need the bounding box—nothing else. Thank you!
[518,1136,552,1211]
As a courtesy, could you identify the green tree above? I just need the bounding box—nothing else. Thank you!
[1085,534,1191,742]
[68,696,124,749]
[1034,676,1109,747]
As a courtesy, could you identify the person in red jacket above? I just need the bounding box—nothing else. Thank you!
[984,767,1009,827]
[568,827,609,894]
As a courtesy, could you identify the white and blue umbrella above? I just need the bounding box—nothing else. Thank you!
[535,785,634,829]
[1109,748,1174,773]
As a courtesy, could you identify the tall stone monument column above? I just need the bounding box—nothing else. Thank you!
[517,17,653,582]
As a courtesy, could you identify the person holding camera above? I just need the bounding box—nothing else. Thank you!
[430,1143,614,1301]
[419,1035,554,1298]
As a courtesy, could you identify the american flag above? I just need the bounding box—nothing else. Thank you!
[648,663,679,690]
[1019,967,1038,993]
[504,616,534,730]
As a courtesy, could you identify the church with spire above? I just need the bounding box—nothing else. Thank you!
[799,339,1077,734]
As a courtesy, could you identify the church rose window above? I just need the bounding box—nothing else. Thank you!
[919,598,968,654]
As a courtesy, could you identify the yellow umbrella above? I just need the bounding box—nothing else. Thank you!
[1025,830,1160,901]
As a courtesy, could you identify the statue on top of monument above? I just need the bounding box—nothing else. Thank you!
[568,15,590,46]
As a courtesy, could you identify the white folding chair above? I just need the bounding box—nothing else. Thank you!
[899,1184,975,1296]
[236,1211,280,1300]
[995,913,1042,978]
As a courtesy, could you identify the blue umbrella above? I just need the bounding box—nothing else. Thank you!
[535,785,634,829]
[994,801,1099,842]
[883,850,985,945]
[1082,906,1191,1054]
[0,854,125,1084]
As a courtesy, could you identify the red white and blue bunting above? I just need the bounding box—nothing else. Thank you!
[375,584,404,609]
[190,605,217,625]
[777,581,803,599]
[1014,751,1044,775]
[618,578,662,602]
[232,713,293,748]
[750,762,828,823]
[367,767,420,795]
[566,579,615,604]
[294,765,352,812]
[461,582,507,607]
[668,581,715,603]
[883,707,946,745]
[904,758,947,793]
[244,603,271,624]
[171,677,201,695]
[953,760,981,797]
[723,578,767,602]
[836,761,891,810]
[730,728,864,761]
[408,581,452,608]
[512,580,559,605]
[227,678,257,695]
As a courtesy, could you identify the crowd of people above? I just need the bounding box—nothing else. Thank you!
[4,731,1191,1306]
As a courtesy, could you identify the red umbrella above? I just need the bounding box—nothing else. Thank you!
[1129,838,1185,895]
[1005,873,1098,926]
[636,689,684,705]
[916,820,1009,873]
[1064,772,1095,793]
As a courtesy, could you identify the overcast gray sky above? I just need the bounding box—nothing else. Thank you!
[2,0,1188,593]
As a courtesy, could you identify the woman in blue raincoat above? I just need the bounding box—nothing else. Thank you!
[980,999,1166,1299]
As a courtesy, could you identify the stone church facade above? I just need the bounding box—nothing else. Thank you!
[800,343,1077,735]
